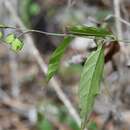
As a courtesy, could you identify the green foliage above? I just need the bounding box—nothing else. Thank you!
[37,112,52,130]
[47,36,73,81]
[4,34,24,52]
[11,38,24,52]
[67,25,113,38]
[5,34,15,44]
[79,43,104,129]
[0,23,115,130]
[46,25,114,129]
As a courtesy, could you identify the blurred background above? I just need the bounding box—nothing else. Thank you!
[0,0,130,130]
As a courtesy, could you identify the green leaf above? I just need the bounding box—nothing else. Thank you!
[4,34,24,52]
[67,25,112,38]
[11,38,24,52]
[79,43,104,129]
[5,34,15,44]
[47,36,73,81]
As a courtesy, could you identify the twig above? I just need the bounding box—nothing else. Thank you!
[114,15,130,27]
[121,2,129,22]
[113,0,123,39]
[3,0,82,127]
[113,0,130,66]
[0,26,71,37]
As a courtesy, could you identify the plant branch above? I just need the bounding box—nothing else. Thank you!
[3,0,82,127]
[113,0,123,39]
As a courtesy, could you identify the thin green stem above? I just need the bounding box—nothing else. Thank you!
[17,30,72,38]
[1,25,73,37]
[1,25,130,44]
[0,25,100,39]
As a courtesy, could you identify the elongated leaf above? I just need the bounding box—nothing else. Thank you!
[47,37,73,81]
[79,43,104,129]
[67,25,113,38]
